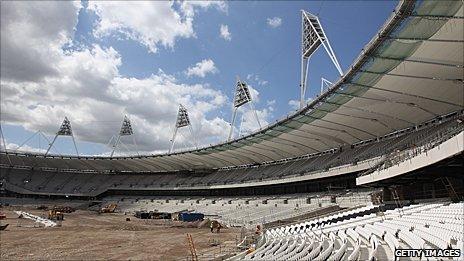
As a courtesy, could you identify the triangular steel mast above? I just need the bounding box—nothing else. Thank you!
[169,104,196,153]
[228,77,261,141]
[111,115,138,157]
[45,117,79,156]
[0,124,12,165]
[320,77,333,94]
[300,10,343,109]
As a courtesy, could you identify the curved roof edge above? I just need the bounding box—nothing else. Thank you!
[1,0,417,160]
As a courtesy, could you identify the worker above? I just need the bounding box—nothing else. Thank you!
[255,224,262,235]
[210,221,214,233]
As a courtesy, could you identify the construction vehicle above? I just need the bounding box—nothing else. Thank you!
[100,203,117,213]
[48,209,64,220]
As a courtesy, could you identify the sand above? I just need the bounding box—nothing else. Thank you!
[0,207,241,260]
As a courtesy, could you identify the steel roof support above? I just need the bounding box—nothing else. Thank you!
[371,55,463,68]
[387,37,464,43]
[347,82,464,108]
[359,69,463,82]
[321,100,415,125]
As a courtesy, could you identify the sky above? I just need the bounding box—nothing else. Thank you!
[0,0,398,156]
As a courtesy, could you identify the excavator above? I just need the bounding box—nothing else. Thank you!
[48,209,64,220]
[100,203,117,213]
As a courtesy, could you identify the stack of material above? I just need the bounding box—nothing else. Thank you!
[14,211,57,227]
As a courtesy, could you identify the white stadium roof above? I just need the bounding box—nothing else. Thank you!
[1,0,463,172]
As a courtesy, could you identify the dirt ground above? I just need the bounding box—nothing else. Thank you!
[0,206,242,260]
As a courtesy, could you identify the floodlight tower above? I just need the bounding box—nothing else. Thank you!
[169,104,196,153]
[300,10,343,109]
[111,115,138,157]
[228,77,261,141]
[45,117,79,156]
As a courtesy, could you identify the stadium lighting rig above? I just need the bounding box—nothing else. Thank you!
[169,104,197,153]
[110,115,138,157]
[228,77,261,141]
[45,117,79,156]
[300,10,343,109]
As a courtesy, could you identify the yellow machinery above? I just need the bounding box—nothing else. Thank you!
[48,209,64,220]
[100,203,117,213]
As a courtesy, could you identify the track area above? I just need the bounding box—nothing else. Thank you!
[0,207,241,260]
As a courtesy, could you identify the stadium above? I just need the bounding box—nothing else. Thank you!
[0,0,463,260]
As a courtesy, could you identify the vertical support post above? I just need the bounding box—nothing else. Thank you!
[132,136,139,156]
[248,101,261,129]
[71,135,79,156]
[0,125,7,151]
[169,127,178,153]
[300,10,306,110]
[238,114,245,137]
[45,134,59,156]
[0,125,12,165]
[110,134,121,157]
[188,125,198,149]
[228,107,238,141]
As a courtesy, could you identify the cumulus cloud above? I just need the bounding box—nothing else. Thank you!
[220,24,231,41]
[0,1,235,154]
[88,1,227,53]
[289,98,313,110]
[186,59,218,78]
[0,1,82,82]
[246,73,268,86]
[267,17,282,28]
[5,141,47,154]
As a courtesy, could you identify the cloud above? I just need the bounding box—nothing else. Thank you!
[267,17,282,28]
[0,1,235,154]
[0,1,82,82]
[288,98,313,110]
[88,1,227,53]
[5,141,47,154]
[220,24,231,41]
[186,59,218,78]
[246,73,268,86]
[288,99,300,110]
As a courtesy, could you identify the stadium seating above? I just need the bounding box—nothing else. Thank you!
[229,201,464,260]
[97,191,373,227]
[1,117,461,197]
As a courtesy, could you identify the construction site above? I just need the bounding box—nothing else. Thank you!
[1,0,463,260]
[0,200,242,260]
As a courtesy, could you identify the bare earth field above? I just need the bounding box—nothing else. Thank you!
[0,207,241,260]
